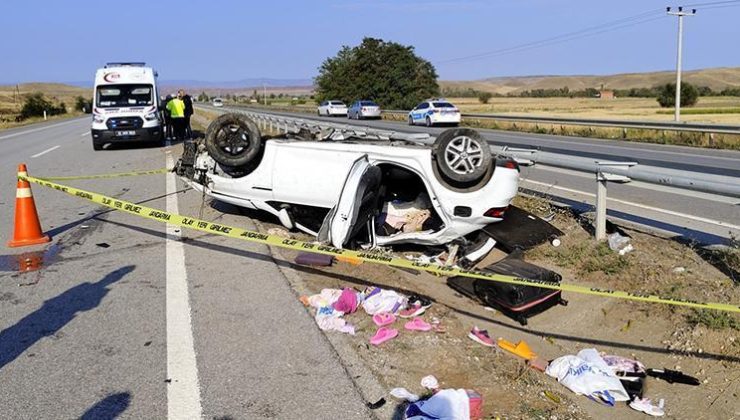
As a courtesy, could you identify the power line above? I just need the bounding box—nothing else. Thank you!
[683,0,740,7]
[435,8,666,65]
[436,12,667,65]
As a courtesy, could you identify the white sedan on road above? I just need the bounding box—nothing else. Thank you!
[317,100,348,117]
[176,113,519,251]
[408,99,461,127]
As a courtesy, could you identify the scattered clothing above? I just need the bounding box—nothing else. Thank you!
[546,348,630,405]
[332,288,359,314]
[308,289,343,309]
[377,194,434,235]
[390,387,420,403]
[468,327,494,347]
[314,307,355,335]
[421,375,440,390]
[602,355,646,375]
[362,287,408,315]
[370,327,398,346]
[629,397,665,417]
[405,389,471,420]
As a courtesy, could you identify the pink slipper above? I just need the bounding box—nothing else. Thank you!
[372,312,396,327]
[370,327,398,346]
[404,318,432,332]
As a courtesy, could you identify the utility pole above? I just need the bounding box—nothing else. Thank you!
[666,6,696,122]
[263,84,267,106]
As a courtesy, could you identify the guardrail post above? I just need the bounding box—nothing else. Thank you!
[594,161,636,240]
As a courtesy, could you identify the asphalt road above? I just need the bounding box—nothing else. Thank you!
[218,105,740,244]
[0,118,371,419]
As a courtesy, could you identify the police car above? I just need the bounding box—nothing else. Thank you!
[408,99,461,127]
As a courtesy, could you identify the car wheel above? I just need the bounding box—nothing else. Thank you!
[204,113,262,167]
[318,110,321,116]
[425,117,433,127]
[408,116,414,125]
[433,128,492,184]
[92,142,103,151]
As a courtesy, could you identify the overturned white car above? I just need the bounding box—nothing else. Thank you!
[176,113,520,253]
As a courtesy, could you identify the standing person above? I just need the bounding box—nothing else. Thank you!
[179,89,194,139]
[162,94,173,140]
[166,92,186,141]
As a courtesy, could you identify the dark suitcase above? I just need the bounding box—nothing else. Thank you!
[448,250,567,325]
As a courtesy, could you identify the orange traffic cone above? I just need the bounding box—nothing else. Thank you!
[7,164,50,247]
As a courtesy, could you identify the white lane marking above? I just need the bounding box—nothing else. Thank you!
[30,145,60,158]
[165,153,203,419]
[0,118,85,140]
[521,178,740,230]
[81,131,90,137]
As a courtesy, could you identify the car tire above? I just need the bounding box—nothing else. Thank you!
[318,110,321,116]
[433,128,492,185]
[408,116,414,125]
[92,142,103,151]
[204,113,262,168]
[425,117,433,127]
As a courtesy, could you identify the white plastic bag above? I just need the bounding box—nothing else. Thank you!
[546,348,630,405]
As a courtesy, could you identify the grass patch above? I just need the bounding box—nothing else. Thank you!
[687,309,740,330]
[656,107,740,115]
[535,240,631,276]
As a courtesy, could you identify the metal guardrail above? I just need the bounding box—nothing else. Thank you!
[198,105,740,239]
[380,109,740,135]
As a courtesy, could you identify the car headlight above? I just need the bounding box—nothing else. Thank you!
[144,112,158,121]
[93,115,104,124]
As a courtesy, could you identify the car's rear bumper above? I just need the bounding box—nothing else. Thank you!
[92,127,162,143]
[361,110,382,118]
[431,114,461,124]
[327,109,347,115]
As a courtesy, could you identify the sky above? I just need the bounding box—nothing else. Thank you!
[1,0,738,84]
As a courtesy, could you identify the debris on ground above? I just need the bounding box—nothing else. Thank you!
[608,231,634,255]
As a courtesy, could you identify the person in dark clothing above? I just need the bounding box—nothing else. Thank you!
[162,95,173,140]
[179,89,194,139]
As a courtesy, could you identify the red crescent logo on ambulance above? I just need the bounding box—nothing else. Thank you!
[103,72,120,82]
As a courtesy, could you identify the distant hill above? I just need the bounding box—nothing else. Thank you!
[440,67,740,95]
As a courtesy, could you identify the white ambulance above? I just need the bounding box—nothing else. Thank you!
[91,62,163,150]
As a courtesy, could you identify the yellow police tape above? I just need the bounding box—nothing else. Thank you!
[36,168,169,181]
[20,174,740,314]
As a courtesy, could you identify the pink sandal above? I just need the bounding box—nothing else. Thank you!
[404,318,432,332]
[370,327,398,346]
[372,312,396,327]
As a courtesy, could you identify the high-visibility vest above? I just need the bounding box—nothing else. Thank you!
[167,98,186,118]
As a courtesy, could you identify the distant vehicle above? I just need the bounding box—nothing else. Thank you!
[408,99,461,127]
[212,98,224,107]
[91,62,163,150]
[317,100,348,117]
[348,100,381,120]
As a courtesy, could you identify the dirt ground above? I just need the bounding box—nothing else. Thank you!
[189,111,739,419]
[233,194,739,420]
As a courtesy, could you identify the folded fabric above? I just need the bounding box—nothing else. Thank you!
[362,288,408,315]
[390,387,420,402]
[332,288,359,314]
[546,348,630,404]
